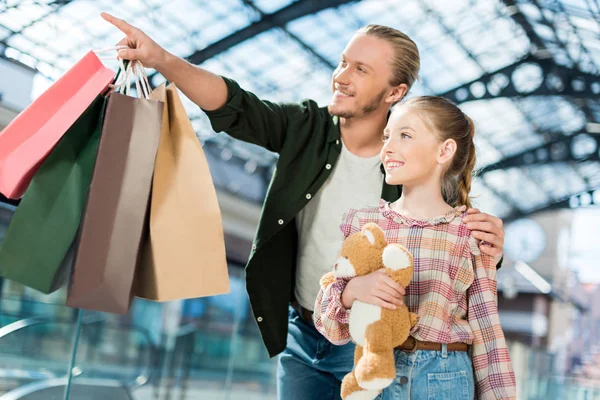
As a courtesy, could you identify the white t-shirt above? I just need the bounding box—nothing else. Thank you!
[295,142,383,311]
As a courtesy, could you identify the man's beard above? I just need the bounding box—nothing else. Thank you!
[328,89,387,119]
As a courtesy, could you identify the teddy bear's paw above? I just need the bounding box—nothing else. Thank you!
[344,389,381,400]
[355,352,396,390]
[334,256,357,278]
[319,271,336,288]
[342,371,380,400]
[382,244,413,271]
[357,377,394,391]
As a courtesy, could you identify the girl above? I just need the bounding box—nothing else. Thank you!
[314,96,516,400]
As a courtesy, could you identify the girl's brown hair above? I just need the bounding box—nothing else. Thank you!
[399,96,476,208]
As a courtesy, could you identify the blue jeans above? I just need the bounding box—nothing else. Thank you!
[277,307,474,400]
[379,345,475,400]
[277,306,355,400]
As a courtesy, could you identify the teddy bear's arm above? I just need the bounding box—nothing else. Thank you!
[409,312,419,327]
[319,271,336,288]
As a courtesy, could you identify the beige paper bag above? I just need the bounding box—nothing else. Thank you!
[137,83,230,301]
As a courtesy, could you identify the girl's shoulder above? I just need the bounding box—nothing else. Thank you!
[340,203,383,232]
[339,201,401,240]
[450,212,486,258]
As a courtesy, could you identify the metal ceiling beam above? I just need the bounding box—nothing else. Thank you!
[188,0,356,64]
[2,0,75,42]
[241,0,336,70]
[499,0,599,208]
[502,0,596,72]
[418,0,526,213]
[479,130,600,175]
[504,187,600,223]
[439,55,600,103]
[531,0,599,73]
[501,0,547,53]
[558,187,600,210]
[148,0,356,82]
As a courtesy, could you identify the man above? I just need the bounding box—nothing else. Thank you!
[101,13,505,399]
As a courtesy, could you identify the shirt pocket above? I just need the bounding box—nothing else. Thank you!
[427,371,471,400]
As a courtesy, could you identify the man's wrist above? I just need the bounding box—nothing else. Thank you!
[155,50,175,75]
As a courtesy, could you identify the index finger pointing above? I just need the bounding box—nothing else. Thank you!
[101,12,135,35]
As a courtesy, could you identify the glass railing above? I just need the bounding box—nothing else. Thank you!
[0,198,278,399]
[522,375,600,400]
[0,312,155,399]
[0,287,278,399]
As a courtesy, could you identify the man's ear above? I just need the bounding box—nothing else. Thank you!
[437,138,457,165]
[386,84,408,105]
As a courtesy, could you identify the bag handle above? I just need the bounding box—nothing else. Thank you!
[94,46,152,99]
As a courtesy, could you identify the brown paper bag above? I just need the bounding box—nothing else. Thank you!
[136,84,229,301]
[66,92,163,314]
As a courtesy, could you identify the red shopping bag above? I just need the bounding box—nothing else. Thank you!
[0,51,114,199]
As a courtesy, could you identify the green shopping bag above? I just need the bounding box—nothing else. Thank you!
[0,96,107,294]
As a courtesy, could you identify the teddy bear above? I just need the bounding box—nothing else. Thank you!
[319,223,418,400]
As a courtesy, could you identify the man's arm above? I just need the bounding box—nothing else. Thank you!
[102,13,306,153]
[102,13,228,111]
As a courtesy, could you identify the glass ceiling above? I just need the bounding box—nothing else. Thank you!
[1,0,599,220]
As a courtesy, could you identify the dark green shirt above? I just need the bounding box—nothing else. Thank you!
[204,77,498,357]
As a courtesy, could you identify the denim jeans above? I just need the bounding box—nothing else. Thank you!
[277,306,355,400]
[379,345,475,400]
[277,307,474,400]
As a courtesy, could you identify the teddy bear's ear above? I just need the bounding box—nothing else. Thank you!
[382,244,413,271]
[361,223,386,247]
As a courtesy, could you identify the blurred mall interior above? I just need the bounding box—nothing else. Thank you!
[1,0,600,398]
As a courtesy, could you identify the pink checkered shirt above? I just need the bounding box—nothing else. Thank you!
[314,199,516,399]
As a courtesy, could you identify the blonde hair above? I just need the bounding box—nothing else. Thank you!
[357,25,420,95]
[398,96,477,208]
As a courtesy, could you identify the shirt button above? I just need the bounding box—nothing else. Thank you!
[326,164,332,170]
[278,219,284,225]
[257,317,263,322]
[252,244,257,251]
[400,376,408,384]
[306,194,312,199]
[336,140,340,145]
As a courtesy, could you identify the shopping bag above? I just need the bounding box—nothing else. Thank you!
[0,51,114,199]
[0,96,107,293]
[66,65,163,314]
[136,83,229,301]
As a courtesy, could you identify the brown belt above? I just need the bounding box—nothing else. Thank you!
[397,336,469,352]
[292,302,468,352]
[291,301,314,326]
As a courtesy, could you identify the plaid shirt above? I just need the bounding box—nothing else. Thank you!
[314,199,516,400]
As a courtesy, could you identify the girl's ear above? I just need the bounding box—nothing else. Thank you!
[437,139,457,165]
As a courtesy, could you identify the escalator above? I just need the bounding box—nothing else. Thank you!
[0,377,134,400]
[0,315,157,400]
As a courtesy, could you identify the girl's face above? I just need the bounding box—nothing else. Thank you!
[380,107,454,186]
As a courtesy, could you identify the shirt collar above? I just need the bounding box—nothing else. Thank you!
[327,115,341,143]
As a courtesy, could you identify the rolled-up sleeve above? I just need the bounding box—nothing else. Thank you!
[314,278,352,345]
[203,77,307,153]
